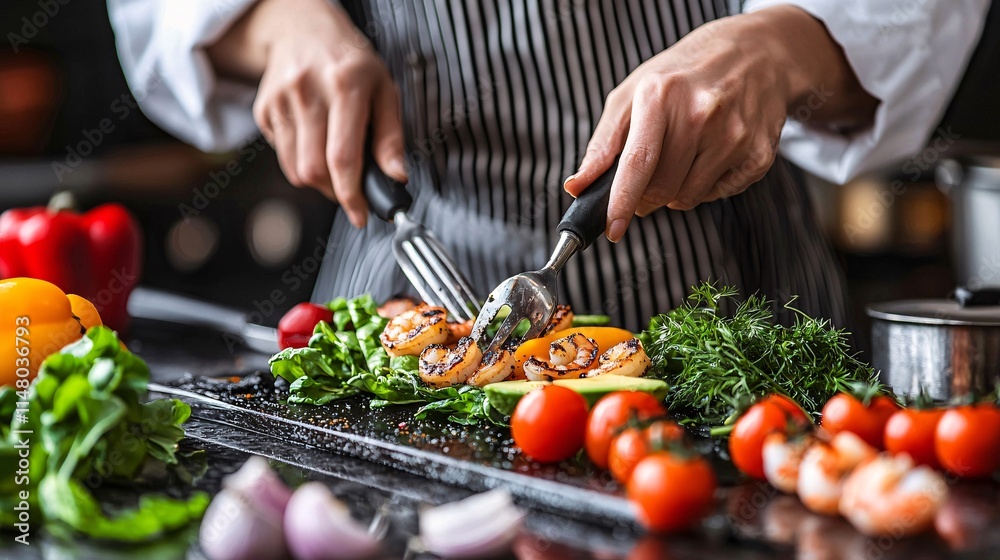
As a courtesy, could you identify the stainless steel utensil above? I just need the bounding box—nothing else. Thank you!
[937,157,1000,289]
[868,289,1000,400]
[471,162,619,354]
[127,287,279,354]
[363,159,480,322]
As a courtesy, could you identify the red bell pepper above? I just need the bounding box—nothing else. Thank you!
[0,192,142,332]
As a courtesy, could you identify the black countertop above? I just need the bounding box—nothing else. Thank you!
[2,319,999,559]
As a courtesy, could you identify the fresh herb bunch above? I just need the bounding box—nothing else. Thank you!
[643,282,878,427]
[0,327,208,542]
[269,295,503,425]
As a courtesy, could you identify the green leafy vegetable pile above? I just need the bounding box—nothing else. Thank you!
[0,327,207,542]
[642,283,878,427]
[269,295,502,425]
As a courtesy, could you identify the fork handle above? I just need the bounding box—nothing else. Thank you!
[363,154,413,222]
[557,159,618,250]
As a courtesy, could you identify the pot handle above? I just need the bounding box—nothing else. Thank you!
[936,159,963,195]
[955,286,1000,307]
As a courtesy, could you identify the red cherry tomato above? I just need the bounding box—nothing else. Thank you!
[608,420,684,484]
[729,395,809,479]
[585,391,666,469]
[935,405,1000,478]
[821,393,899,449]
[627,451,717,533]
[511,385,589,463]
[884,408,945,468]
[277,303,334,349]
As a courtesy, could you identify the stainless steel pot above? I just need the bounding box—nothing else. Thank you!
[937,157,1000,289]
[868,295,1000,400]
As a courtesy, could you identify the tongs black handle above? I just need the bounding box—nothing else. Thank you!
[557,159,619,251]
[363,153,412,222]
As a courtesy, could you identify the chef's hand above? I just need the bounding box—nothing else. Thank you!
[207,0,405,228]
[564,6,878,242]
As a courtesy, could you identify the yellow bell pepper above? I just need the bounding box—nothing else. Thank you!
[513,326,636,378]
[67,293,104,330]
[0,277,96,388]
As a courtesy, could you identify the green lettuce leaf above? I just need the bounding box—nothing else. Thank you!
[269,296,504,425]
[0,326,206,543]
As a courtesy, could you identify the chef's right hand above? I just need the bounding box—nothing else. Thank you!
[208,0,407,228]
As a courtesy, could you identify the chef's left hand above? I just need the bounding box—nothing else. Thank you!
[564,6,877,242]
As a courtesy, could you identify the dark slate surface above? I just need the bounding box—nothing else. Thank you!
[2,318,999,559]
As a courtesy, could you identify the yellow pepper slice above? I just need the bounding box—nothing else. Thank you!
[0,278,94,388]
[513,326,636,378]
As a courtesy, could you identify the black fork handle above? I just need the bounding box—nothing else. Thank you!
[557,159,619,250]
[363,153,412,222]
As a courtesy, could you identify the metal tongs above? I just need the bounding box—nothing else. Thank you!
[471,161,619,354]
[363,158,480,322]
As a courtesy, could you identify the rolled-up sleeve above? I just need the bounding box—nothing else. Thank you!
[107,0,261,152]
[743,0,990,184]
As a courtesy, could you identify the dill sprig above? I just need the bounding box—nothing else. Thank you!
[642,282,878,427]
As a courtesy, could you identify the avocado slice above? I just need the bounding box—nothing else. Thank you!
[484,375,669,416]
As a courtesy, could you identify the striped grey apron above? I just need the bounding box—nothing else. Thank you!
[313,0,850,333]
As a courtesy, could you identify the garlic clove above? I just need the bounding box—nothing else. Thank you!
[284,482,381,560]
[419,490,524,559]
[200,488,289,560]
[200,456,293,560]
[224,456,293,518]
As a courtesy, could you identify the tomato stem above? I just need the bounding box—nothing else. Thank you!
[709,425,734,437]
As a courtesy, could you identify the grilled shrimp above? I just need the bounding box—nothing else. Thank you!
[380,304,450,357]
[445,319,474,345]
[522,333,598,381]
[762,431,816,494]
[466,348,517,387]
[839,453,948,537]
[419,337,483,387]
[539,305,574,336]
[797,432,876,515]
[584,339,651,378]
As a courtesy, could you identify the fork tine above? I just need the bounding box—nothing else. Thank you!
[402,240,470,320]
[470,297,504,342]
[394,242,439,306]
[410,235,478,321]
[397,240,466,318]
[485,312,522,356]
[420,234,481,316]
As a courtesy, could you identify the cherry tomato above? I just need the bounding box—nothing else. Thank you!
[609,420,684,483]
[935,405,1000,478]
[585,391,666,469]
[884,408,945,468]
[821,393,899,449]
[511,385,589,463]
[627,451,717,532]
[729,395,810,480]
[277,303,334,349]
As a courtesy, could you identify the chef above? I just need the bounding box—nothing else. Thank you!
[107,0,988,332]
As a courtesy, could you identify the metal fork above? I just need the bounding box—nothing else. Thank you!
[364,158,480,322]
[471,161,619,354]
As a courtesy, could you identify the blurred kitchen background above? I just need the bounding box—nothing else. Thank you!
[1,0,998,352]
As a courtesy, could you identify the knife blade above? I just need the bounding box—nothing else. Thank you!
[127,287,279,354]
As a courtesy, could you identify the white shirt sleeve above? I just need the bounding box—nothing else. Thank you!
[107,0,262,152]
[743,0,990,184]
